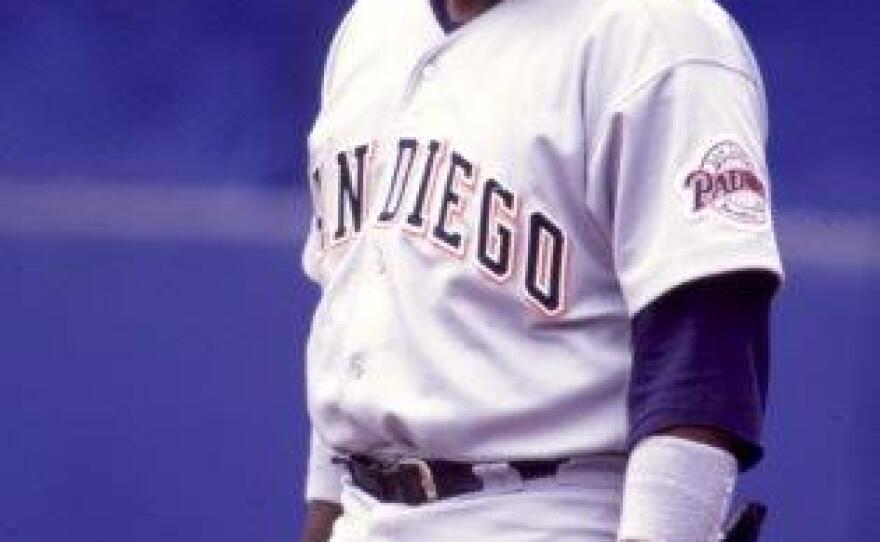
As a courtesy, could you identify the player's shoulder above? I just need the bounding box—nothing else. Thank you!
[318,0,418,99]
[325,0,428,56]
[585,0,758,73]
[568,0,763,127]
[340,0,423,27]
[605,0,740,30]
[326,0,384,43]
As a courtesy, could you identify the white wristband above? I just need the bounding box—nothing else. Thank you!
[617,435,737,542]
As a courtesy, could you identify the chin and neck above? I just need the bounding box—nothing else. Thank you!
[445,0,500,24]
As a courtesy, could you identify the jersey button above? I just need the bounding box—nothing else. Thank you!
[347,355,365,380]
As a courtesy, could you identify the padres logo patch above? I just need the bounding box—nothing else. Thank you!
[682,140,769,227]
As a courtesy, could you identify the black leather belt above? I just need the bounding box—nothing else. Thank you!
[339,455,568,506]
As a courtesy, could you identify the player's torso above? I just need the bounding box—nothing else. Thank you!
[305,0,631,460]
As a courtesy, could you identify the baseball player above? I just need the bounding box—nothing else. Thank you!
[299,0,782,541]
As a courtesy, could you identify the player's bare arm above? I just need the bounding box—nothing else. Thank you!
[300,501,342,542]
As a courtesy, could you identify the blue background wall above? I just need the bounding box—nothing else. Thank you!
[0,2,876,541]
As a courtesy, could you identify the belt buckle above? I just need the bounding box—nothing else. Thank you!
[398,458,439,503]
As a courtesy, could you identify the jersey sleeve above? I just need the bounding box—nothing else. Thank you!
[304,430,346,503]
[588,59,783,316]
[584,0,783,315]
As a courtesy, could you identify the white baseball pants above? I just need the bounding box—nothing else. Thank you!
[329,458,625,542]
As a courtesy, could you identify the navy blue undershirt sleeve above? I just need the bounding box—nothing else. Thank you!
[628,270,779,471]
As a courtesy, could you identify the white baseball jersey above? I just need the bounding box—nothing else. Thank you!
[302,0,782,501]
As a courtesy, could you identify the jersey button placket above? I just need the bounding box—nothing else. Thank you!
[407,63,435,120]
[402,43,443,103]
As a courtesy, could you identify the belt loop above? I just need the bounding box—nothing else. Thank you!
[398,458,439,502]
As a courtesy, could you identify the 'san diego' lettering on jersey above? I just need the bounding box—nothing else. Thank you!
[311,138,568,316]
